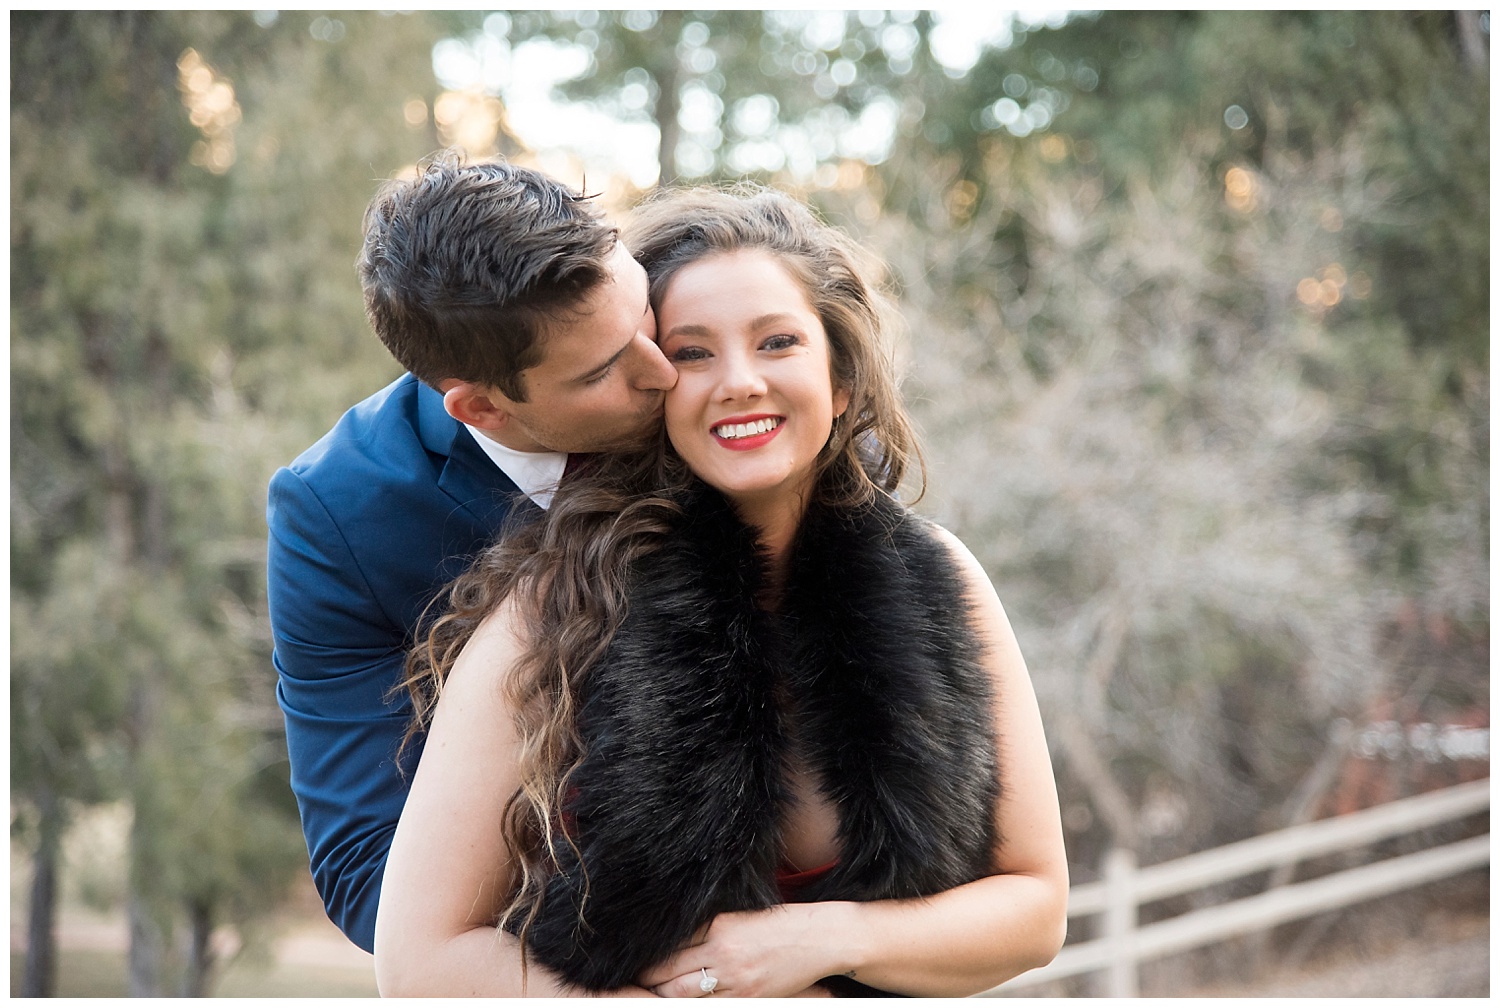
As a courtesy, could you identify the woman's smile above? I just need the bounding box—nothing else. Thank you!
[711,413,785,450]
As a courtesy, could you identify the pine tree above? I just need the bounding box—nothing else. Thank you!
[12,11,446,994]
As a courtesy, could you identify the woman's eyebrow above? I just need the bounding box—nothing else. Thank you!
[747,312,800,329]
[663,313,802,341]
[661,322,713,341]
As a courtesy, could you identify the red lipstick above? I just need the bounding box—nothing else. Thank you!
[711,414,784,452]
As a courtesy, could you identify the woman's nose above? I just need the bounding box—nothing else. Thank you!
[716,349,766,401]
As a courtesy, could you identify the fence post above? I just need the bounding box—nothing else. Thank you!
[1101,846,1138,997]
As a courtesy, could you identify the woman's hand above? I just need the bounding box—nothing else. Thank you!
[638,904,855,998]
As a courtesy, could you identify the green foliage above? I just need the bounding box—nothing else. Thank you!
[938,12,1488,369]
[12,9,447,993]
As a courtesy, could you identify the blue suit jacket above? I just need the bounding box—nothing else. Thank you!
[266,373,530,952]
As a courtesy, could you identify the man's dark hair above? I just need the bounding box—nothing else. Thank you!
[357,151,618,402]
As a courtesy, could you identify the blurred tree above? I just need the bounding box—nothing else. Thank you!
[434,10,943,184]
[10,548,130,997]
[11,10,444,995]
[956,11,1487,373]
[836,10,1487,882]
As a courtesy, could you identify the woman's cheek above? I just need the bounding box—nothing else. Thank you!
[662,389,699,459]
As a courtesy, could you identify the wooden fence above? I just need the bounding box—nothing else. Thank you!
[987,778,1490,997]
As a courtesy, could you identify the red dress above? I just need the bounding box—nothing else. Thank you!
[775,860,837,902]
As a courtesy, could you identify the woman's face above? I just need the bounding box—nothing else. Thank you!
[656,249,849,519]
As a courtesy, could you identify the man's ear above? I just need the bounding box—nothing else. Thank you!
[440,380,512,432]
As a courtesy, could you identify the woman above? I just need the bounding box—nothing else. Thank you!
[374,186,1067,997]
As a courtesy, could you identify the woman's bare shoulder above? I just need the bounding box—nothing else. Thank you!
[914,518,995,594]
[438,595,534,705]
[913,516,1026,657]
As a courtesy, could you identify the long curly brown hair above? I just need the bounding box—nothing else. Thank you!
[398,183,924,972]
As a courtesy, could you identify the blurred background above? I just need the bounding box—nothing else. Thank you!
[10,9,1488,998]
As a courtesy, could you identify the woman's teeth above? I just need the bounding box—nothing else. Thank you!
[714,417,781,440]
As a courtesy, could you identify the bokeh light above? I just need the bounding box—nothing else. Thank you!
[1297,264,1354,314]
[1224,166,1257,213]
[177,48,240,174]
[433,90,505,157]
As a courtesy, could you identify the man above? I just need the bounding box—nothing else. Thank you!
[266,153,675,953]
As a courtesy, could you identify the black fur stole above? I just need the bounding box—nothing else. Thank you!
[521,487,1000,992]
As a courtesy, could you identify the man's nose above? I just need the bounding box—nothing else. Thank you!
[631,330,677,392]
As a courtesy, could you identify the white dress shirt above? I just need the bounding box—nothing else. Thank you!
[464,425,568,510]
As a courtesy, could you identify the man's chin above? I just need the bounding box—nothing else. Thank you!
[575,417,665,455]
[592,429,664,455]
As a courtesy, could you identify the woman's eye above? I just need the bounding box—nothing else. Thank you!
[763,334,799,351]
[669,346,709,363]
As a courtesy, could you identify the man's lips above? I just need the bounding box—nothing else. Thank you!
[711,414,784,451]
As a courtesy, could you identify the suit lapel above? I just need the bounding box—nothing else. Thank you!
[414,380,533,528]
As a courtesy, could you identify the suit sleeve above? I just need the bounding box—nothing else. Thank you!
[267,465,413,954]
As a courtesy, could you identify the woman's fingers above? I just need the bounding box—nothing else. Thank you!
[640,905,827,997]
[638,918,718,989]
[650,968,723,998]
[639,948,699,989]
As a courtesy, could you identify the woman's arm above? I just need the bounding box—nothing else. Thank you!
[641,527,1069,998]
[373,601,655,997]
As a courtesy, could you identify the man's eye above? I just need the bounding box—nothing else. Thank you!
[584,365,615,385]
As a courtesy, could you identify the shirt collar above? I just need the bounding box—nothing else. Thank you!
[463,425,567,510]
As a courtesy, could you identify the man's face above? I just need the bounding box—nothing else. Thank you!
[494,241,677,453]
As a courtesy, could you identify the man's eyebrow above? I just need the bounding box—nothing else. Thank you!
[573,338,632,384]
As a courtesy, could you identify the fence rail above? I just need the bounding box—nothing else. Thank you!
[986,778,1490,996]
